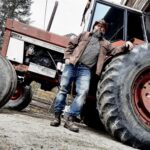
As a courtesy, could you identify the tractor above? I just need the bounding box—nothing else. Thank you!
[1,0,150,149]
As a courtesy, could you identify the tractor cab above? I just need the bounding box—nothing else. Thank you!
[82,0,149,45]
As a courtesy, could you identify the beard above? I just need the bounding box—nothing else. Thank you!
[92,30,104,39]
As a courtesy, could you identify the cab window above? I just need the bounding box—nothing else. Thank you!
[127,12,144,41]
[90,3,124,42]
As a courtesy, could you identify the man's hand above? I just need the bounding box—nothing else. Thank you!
[125,41,134,51]
[65,59,70,64]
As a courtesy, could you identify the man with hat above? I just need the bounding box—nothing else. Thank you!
[50,19,133,132]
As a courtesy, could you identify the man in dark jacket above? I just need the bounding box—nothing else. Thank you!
[50,20,133,132]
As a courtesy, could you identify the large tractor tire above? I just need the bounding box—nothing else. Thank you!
[5,85,32,111]
[3,59,17,103]
[97,44,150,149]
[0,55,17,108]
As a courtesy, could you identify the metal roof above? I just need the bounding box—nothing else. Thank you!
[99,0,142,13]
[121,0,150,12]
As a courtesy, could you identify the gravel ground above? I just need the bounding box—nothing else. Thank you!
[0,109,138,150]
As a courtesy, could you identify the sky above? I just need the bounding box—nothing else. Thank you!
[30,0,121,36]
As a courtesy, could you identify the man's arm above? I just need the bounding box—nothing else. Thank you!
[95,40,133,76]
[64,33,83,60]
[108,41,133,56]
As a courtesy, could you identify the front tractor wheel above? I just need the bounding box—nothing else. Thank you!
[5,85,32,111]
[133,68,150,126]
[97,44,150,149]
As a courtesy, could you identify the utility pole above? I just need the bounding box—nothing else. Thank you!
[46,1,58,32]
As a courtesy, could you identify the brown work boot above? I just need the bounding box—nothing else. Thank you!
[64,116,79,132]
[50,112,61,127]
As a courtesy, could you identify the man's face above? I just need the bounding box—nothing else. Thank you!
[93,23,106,35]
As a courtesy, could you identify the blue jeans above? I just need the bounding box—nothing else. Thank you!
[54,64,91,116]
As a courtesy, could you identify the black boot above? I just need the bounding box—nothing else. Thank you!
[64,116,79,132]
[50,112,61,127]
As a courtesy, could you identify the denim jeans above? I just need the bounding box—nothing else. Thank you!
[54,63,91,116]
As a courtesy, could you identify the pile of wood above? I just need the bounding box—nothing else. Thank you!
[28,88,56,115]
[26,82,73,115]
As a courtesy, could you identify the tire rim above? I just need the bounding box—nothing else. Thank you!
[132,68,150,127]
[11,86,23,100]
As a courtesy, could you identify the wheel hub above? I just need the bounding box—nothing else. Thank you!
[132,70,150,126]
[141,81,150,114]
[11,87,22,100]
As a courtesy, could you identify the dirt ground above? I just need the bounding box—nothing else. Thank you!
[0,108,139,150]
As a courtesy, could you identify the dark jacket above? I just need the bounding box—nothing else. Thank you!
[64,32,126,75]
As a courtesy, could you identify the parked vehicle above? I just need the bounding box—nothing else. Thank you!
[1,0,150,149]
